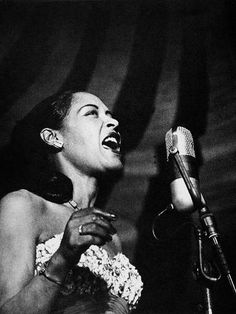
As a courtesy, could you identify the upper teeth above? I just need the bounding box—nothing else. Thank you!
[104,137,118,144]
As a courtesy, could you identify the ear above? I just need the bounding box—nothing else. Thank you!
[40,128,63,149]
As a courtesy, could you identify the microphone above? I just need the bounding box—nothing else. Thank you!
[165,126,205,213]
[165,126,236,294]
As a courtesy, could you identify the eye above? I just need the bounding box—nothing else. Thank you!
[86,109,98,117]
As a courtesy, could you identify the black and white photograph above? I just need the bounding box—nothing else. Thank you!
[0,0,235,313]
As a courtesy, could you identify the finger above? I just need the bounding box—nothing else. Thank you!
[72,207,117,221]
[68,213,117,235]
[93,208,117,221]
[82,214,117,234]
[79,223,113,242]
[80,234,110,247]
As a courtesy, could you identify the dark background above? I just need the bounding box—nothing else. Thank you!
[0,0,236,313]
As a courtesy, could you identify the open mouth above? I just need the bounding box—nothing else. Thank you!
[102,131,121,153]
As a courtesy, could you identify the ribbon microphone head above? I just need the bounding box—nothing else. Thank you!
[165,126,201,213]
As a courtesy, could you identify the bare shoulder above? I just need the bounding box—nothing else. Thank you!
[0,190,43,235]
[0,190,45,306]
[1,189,33,205]
[0,189,39,214]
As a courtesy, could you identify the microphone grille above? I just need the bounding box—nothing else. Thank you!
[165,126,195,160]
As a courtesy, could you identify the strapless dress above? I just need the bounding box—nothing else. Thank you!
[34,233,142,314]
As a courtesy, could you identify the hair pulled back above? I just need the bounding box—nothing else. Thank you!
[2,90,78,202]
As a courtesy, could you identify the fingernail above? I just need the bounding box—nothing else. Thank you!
[110,213,117,220]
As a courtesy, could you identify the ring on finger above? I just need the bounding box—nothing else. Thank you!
[78,224,83,235]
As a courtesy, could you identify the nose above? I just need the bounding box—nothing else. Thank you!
[106,116,119,129]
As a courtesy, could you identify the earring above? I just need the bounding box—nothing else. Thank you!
[54,141,63,149]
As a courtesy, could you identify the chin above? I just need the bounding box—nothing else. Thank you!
[101,156,123,174]
[93,149,123,175]
[106,159,123,172]
[89,158,123,178]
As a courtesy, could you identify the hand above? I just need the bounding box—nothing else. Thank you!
[57,207,117,266]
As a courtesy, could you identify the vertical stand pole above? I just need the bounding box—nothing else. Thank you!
[193,227,220,314]
[203,288,213,314]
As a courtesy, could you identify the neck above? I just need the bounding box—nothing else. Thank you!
[57,166,98,208]
[52,154,101,208]
[71,173,98,208]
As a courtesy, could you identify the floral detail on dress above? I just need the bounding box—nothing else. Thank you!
[35,233,143,310]
[78,245,143,310]
[35,233,63,274]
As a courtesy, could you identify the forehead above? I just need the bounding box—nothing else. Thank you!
[70,92,109,111]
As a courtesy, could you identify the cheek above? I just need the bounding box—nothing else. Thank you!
[63,124,85,145]
[64,127,98,156]
[61,119,101,160]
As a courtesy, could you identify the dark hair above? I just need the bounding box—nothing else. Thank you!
[2,90,78,202]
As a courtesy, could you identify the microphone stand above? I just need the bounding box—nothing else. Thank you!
[192,227,221,314]
[169,147,236,313]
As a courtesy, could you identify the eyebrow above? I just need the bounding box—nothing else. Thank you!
[78,104,113,116]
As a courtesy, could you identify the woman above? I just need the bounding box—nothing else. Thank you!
[0,91,142,313]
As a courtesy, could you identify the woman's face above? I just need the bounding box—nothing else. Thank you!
[58,92,123,175]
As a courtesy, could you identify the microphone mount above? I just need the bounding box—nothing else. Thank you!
[169,146,236,296]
